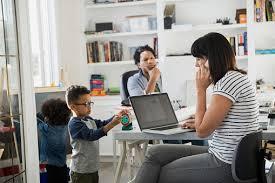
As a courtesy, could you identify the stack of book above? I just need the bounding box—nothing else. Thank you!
[255,0,275,22]
[86,41,123,63]
[227,32,248,56]
[90,74,106,96]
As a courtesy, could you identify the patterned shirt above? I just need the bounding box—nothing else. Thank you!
[208,71,260,164]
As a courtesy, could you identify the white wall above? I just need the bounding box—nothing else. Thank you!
[55,0,89,87]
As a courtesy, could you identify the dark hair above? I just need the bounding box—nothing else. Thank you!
[66,85,90,105]
[41,98,71,126]
[133,45,156,65]
[191,32,246,85]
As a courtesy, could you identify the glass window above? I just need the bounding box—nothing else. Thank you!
[0,0,26,182]
[28,0,59,87]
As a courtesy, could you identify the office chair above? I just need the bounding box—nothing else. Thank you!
[232,131,272,183]
[120,70,139,106]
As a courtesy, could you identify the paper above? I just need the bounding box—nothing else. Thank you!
[0,148,3,158]
[265,159,274,173]
[175,105,196,122]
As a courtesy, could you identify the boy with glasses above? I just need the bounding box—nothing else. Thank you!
[66,85,128,183]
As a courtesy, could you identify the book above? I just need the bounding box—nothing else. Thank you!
[266,0,274,21]
[255,0,262,22]
[153,37,158,58]
[229,37,236,55]
[243,32,248,55]
[87,41,123,63]
[238,34,244,56]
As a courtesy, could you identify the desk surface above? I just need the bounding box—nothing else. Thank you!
[113,128,275,141]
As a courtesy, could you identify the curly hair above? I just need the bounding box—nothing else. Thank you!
[133,45,156,65]
[66,85,90,105]
[41,98,71,126]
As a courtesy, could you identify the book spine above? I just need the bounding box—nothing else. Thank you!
[229,37,236,55]
[235,35,239,56]
[238,34,244,56]
[98,43,105,62]
[91,42,96,63]
[119,43,123,61]
[86,43,91,64]
[255,0,262,22]
[262,0,267,21]
[243,32,248,55]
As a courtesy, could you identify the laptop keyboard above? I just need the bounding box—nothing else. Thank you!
[152,124,179,131]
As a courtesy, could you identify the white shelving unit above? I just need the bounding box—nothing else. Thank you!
[87,60,134,66]
[82,0,157,92]
[155,0,250,104]
[163,23,247,33]
[86,30,157,39]
[86,0,156,9]
[246,0,275,85]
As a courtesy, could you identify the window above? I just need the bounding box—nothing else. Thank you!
[28,0,59,87]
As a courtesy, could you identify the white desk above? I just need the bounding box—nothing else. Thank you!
[112,127,275,183]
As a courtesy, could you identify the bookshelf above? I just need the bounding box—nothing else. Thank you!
[86,30,157,39]
[81,0,275,98]
[81,0,255,98]
[247,0,275,85]
[83,0,157,90]
[163,23,247,33]
[87,60,134,66]
[86,0,156,9]
[156,0,250,103]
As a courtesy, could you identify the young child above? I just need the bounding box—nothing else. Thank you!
[37,98,72,183]
[66,85,128,183]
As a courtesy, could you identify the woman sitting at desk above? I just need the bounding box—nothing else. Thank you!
[135,32,260,183]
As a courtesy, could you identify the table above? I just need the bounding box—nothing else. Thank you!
[112,126,275,183]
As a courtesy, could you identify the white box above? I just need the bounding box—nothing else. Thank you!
[126,15,150,32]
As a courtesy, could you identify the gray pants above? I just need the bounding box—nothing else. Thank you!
[135,144,237,183]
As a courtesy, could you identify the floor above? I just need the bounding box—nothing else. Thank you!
[99,162,139,183]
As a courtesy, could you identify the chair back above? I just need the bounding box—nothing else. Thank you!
[120,70,139,106]
[232,131,264,183]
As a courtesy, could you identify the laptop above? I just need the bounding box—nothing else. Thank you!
[129,93,194,135]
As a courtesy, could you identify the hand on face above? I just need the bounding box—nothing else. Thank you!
[148,67,161,81]
[196,61,212,92]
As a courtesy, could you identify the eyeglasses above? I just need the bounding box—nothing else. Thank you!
[74,101,94,108]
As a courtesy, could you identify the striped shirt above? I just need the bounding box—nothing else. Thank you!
[208,71,260,164]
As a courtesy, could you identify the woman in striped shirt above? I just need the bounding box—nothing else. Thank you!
[135,32,259,183]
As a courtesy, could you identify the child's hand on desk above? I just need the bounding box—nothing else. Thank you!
[180,118,195,129]
[113,109,130,126]
[103,109,130,133]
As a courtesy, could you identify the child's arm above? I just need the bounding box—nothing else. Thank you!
[37,112,48,133]
[101,109,129,133]
[93,116,114,128]
[69,118,108,141]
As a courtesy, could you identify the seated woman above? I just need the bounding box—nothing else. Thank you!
[135,32,260,183]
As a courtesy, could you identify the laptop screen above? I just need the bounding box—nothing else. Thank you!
[130,93,178,130]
